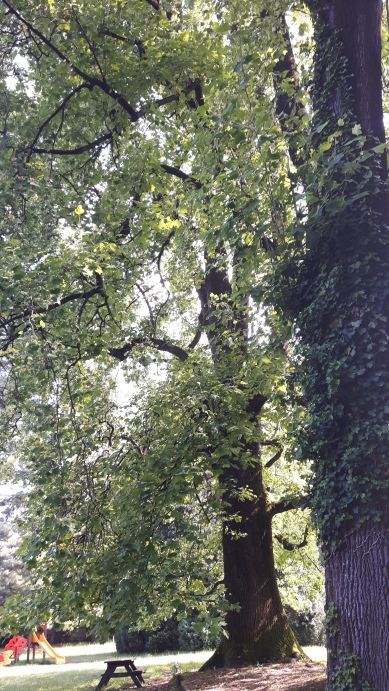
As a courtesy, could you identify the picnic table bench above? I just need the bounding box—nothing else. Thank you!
[95,658,145,690]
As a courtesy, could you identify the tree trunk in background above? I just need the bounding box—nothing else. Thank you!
[200,260,301,667]
[203,463,301,668]
[307,1,389,688]
[222,464,300,666]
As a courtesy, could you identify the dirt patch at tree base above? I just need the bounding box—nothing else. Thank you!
[143,661,326,691]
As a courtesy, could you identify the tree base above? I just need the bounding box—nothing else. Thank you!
[201,620,305,669]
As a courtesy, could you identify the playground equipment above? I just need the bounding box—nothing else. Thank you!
[4,635,28,663]
[29,631,66,664]
[0,650,13,667]
[1,626,65,666]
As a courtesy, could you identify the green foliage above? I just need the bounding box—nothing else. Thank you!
[177,618,217,652]
[114,628,148,655]
[327,652,374,691]
[0,496,26,608]
[0,0,323,645]
[114,616,218,654]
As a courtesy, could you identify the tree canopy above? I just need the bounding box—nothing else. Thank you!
[0,0,387,687]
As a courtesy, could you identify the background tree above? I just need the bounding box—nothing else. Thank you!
[0,0,318,666]
[0,495,25,608]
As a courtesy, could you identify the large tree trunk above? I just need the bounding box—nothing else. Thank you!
[305,2,389,688]
[326,520,389,690]
[199,259,302,667]
[204,464,302,667]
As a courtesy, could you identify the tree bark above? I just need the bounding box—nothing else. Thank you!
[332,0,385,146]
[311,0,386,172]
[201,259,302,667]
[306,2,389,688]
[204,463,302,667]
[326,520,389,690]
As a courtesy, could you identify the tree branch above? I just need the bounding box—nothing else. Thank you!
[155,229,176,273]
[270,496,302,517]
[1,286,104,329]
[31,131,113,156]
[160,164,202,189]
[263,440,283,468]
[109,336,188,362]
[273,14,306,168]
[1,0,141,121]
[144,0,159,9]
[27,83,93,157]
[275,524,309,551]
[187,329,202,350]
[2,0,203,129]
[71,6,106,83]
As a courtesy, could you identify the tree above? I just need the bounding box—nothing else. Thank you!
[0,0,317,666]
[0,498,25,608]
[1,1,387,684]
[276,1,389,688]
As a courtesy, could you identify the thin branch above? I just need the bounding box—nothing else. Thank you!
[119,434,145,458]
[71,6,106,83]
[262,439,283,468]
[160,164,202,189]
[31,131,112,156]
[275,524,309,551]
[155,229,176,272]
[27,83,93,157]
[1,285,104,329]
[136,283,156,332]
[100,28,129,43]
[204,578,224,597]
[194,484,212,523]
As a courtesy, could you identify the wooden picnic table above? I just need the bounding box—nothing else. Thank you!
[95,658,145,690]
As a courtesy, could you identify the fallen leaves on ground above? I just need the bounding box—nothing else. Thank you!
[140,661,326,691]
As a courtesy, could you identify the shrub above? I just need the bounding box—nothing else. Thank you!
[286,599,325,646]
[114,629,148,654]
[144,618,179,653]
[115,615,218,654]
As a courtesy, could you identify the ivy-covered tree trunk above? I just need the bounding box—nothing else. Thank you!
[294,2,389,688]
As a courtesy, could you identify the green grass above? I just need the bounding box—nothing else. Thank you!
[0,643,210,691]
[0,643,326,690]
[304,646,327,664]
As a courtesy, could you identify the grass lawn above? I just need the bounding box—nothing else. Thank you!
[0,642,326,691]
[0,644,211,691]
[303,646,327,664]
